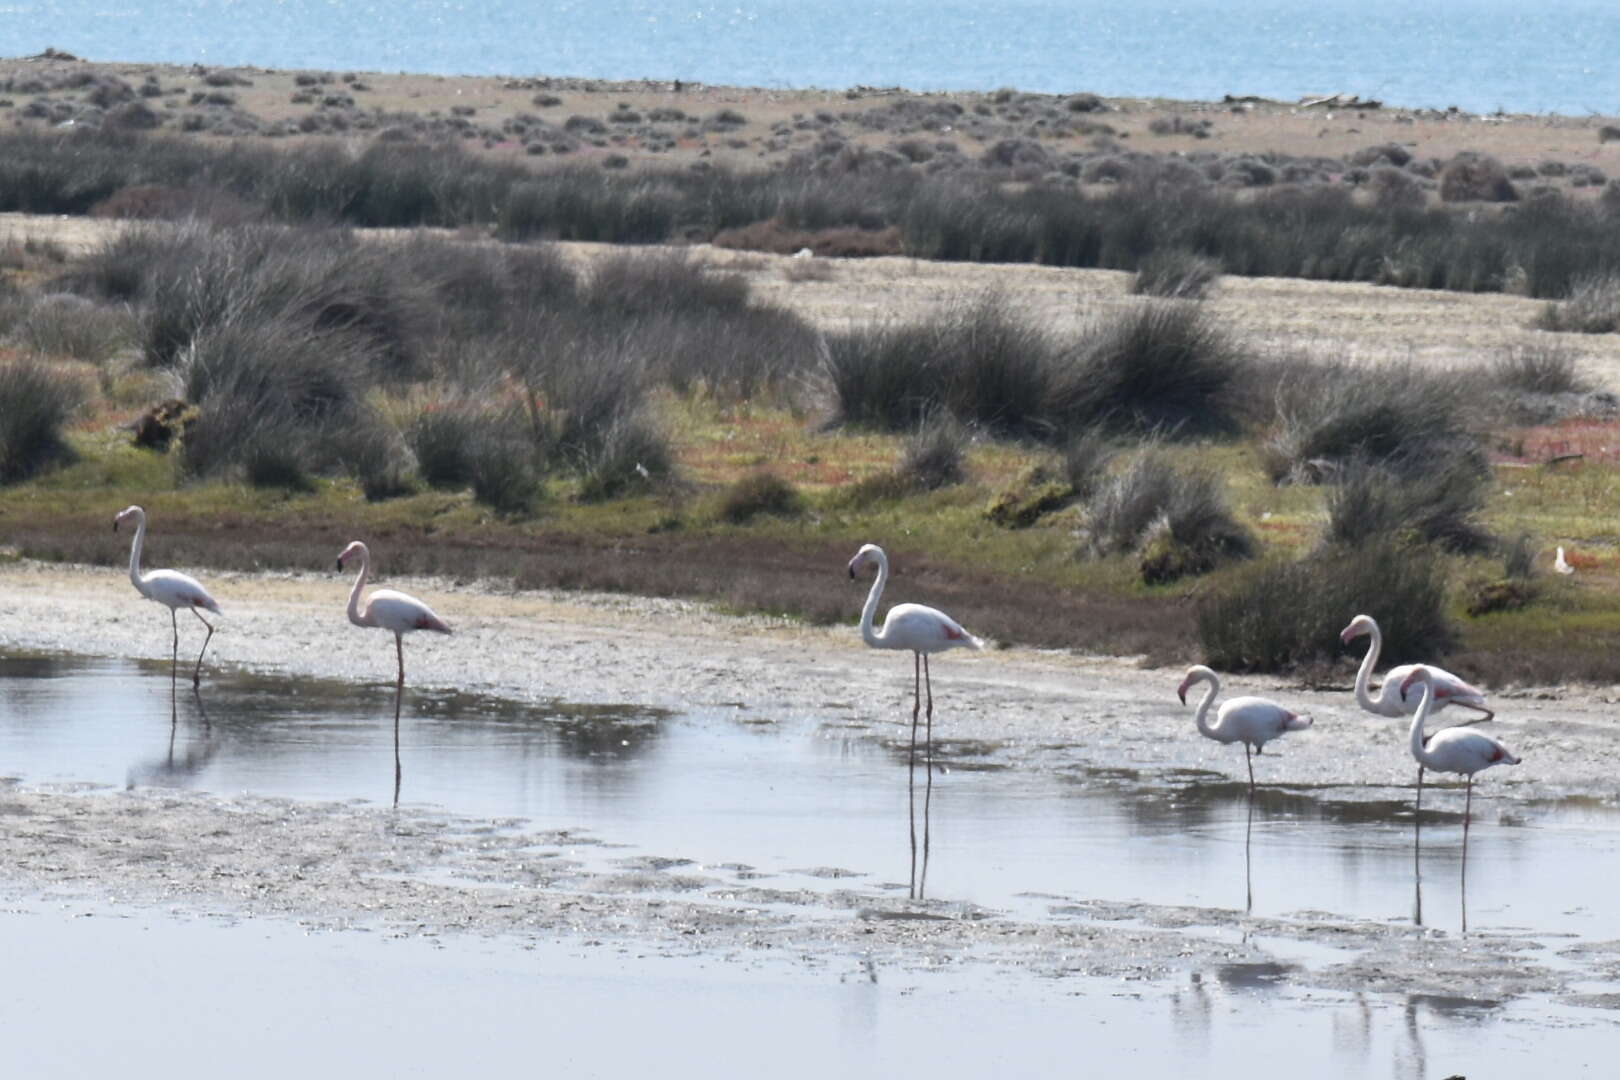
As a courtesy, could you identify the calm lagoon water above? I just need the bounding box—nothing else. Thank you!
[3,0,1618,115]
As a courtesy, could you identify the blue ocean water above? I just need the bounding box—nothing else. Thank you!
[2,0,1617,115]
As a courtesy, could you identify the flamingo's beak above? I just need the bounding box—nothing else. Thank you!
[334,557,344,572]
[1338,626,1354,644]
[1176,684,1188,705]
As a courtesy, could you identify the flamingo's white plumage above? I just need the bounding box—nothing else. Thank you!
[1177,665,1312,792]
[337,540,451,799]
[1340,614,1492,724]
[1401,665,1521,874]
[113,505,221,689]
[849,543,982,895]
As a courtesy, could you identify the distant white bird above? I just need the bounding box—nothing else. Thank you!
[113,505,221,691]
[792,247,814,259]
[1555,546,1575,575]
[1177,665,1312,794]
[1401,665,1521,866]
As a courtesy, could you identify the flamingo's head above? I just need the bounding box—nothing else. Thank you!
[1339,614,1375,645]
[1176,677,1190,705]
[847,543,882,580]
[1399,665,1432,697]
[335,540,368,572]
[112,505,144,533]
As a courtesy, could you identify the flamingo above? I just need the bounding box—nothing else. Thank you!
[849,543,983,896]
[1177,665,1312,796]
[113,505,221,691]
[337,540,451,798]
[1340,614,1493,725]
[1401,665,1521,924]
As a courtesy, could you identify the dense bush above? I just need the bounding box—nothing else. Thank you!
[1054,301,1247,438]
[1489,342,1589,395]
[1130,249,1222,299]
[1259,360,1482,483]
[1323,455,1493,554]
[5,127,1620,300]
[1533,273,1620,333]
[0,357,86,481]
[717,471,805,524]
[1198,540,1454,672]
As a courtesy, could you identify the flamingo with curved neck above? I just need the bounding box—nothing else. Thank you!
[1402,665,1521,924]
[849,542,983,898]
[337,540,451,801]
[113,505,222,691]
[1341,614,1491,723]
[1177,665,1312,794]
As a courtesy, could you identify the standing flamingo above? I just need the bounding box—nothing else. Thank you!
[849,543,983,897]
[1341,614,1492,724]
[1401,665,1521,929]
[113,505,221,692]
[337,541,451,799]
[1341,613,1492,820]
[1177,665,1312,796]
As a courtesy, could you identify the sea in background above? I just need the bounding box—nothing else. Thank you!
[1,1,1618,117]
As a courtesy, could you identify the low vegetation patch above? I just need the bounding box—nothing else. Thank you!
[0,355,86,481]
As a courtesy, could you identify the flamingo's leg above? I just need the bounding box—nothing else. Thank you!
[1461,776,1474,933]
[190,608,215,688]
[1244,743,1255,796]
[1455,704,1495,728]
[169,607,179,694]
[394,631,405,805]
[921,652,934,890]
[908,651,919,898]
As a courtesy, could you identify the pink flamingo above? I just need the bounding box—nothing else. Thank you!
[1177,665,1312,795]
[113,505,221,691]
[337,540,451,797]
[1341,614,1492,724]
[1401,665,1521,925]
[1341,613,1492,812]
[849,543,983,896]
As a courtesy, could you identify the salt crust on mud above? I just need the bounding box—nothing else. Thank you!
[0,560,1616,1002]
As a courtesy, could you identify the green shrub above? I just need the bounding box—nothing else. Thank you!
[1324,454,1493,554]
[1490,341,1589,393]
[1054,300,1248,438]
[1198,540,1453,672]
[897,412,969,490]
[0,357,86,481]
[718,471,806,524]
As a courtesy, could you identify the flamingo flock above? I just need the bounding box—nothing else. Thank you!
[110,513,1522,917]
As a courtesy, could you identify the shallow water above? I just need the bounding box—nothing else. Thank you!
[4,651,1620,1075]
[4,896,1609,1080]
[2,651,1616,938]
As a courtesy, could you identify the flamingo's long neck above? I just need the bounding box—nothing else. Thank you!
[1191,672,1221,740]
[1408,675,1438,769]
[126,514,149,596]
[1353,622,1385,714]
[858,551,890,649]
[346,548,372,628]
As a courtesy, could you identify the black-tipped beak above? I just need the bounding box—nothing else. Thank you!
[334,558,343,572]
[848,566,855,580]
[1177,688,1187,705]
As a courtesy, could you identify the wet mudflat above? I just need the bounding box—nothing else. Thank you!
[2,649,1619,1076]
